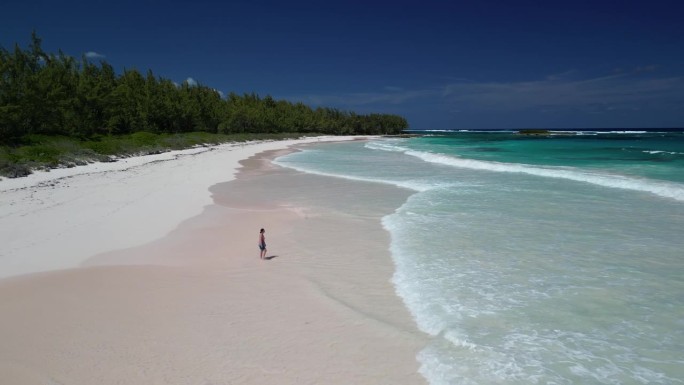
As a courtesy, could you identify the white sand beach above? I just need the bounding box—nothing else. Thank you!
[0,137,427,384]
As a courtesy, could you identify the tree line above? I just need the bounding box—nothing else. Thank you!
[0,33,408,145]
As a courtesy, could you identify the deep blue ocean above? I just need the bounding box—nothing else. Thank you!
[275,130,684,384]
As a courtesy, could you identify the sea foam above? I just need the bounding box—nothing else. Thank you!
[367,142,684,201]
[272,158,430,192]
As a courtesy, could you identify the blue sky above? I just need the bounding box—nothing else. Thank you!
[2,0,683,129]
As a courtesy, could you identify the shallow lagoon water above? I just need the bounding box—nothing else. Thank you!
[275,131,684,384]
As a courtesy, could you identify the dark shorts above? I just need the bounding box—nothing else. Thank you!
[259,244,266,251]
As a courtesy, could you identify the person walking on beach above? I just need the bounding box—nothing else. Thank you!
[258,228,267,259]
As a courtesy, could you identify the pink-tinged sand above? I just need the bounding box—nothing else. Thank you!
[0,138,427,384]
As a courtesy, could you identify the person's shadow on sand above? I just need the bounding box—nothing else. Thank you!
[264,255,278,260]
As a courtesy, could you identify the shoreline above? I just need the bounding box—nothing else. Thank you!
[0,136,371,279]
[0,137,427,384]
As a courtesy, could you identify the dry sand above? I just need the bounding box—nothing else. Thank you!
[0,138,428,384]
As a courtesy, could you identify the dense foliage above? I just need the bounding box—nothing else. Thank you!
[0,33,408,146]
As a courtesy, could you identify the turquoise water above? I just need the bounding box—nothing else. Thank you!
[275,131,684,384]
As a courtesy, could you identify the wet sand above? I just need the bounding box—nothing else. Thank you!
[0,140,427,384]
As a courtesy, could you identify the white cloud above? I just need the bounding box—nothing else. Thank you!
[285,67,684,116]
[84,51,106,59]
[442,71,684,112]
[185,77,198,87]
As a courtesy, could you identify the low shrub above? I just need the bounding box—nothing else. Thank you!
[1,132,324,178]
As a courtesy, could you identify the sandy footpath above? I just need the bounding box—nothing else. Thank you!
[0,138,427,384]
